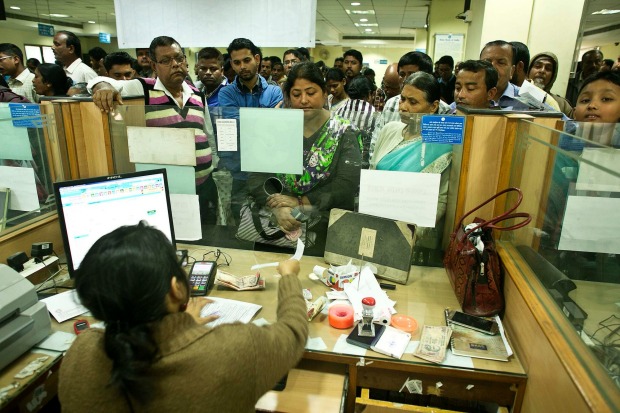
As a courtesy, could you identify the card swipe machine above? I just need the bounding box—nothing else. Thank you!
[0,264,52,371]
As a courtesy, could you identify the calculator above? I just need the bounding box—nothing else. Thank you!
[188,261,217,296]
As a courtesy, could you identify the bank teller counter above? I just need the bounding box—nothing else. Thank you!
[493,120,620,412]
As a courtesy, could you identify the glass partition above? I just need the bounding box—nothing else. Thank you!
[107,105,464,265]
[504,119,620,390]
[0,104,64,233]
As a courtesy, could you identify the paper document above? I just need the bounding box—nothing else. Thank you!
[558,196,620,254]
[240,107,303,174]
[41,290,89,323]
[200,297,262,327]
[0,165,39,211]
[170,193,202,241]
[251,238,305,270]
[127,126,196,166]
[215,119,238,151]
[35,331,76,352]
[576,148,620,192]
[359,169,440,227]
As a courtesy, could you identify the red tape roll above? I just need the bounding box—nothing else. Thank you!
[328,304,354,329]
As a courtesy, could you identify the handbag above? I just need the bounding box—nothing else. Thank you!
[444,188,532,316]
[235,200,316,249]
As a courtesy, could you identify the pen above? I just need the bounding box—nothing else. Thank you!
[379,282,396,290]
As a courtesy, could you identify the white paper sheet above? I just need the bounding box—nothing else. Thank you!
[0,166,39,211]
[127,126,196,166]
[518,79,547,103]
[215,119,238,152]
[558,196,620,254]
[169,194,202,241]
[35,331,76,352]
[239,107,303,174]
[200,297,262,327]
[358,169,440,227]
[306,336,328,351]
[576,148,620,192]
[41,290,89,323]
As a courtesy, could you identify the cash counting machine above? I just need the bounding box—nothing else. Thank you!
[0,264,51,371]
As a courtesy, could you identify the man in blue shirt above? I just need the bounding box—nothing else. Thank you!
[218,38,283,221]
[196,47,228,108]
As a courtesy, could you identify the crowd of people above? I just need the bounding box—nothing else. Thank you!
[2,32,619,244]
[2,31,617,412]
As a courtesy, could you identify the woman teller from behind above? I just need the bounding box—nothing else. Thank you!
[58,222,308,412]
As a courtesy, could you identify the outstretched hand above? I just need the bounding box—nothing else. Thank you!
[92,82,123,112]
[277,259,300,277]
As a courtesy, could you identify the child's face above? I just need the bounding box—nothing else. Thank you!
[574,79,620,123]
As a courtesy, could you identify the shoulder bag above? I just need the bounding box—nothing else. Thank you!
[444,187,532,316]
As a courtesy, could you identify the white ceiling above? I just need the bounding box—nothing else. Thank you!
[2,0,618,49]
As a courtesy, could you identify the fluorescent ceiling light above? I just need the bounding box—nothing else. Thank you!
[592,9,620,14]
[44,13,72,17]
[354,23,378,27]
[351,2,360,5]
[10,6,20,10]
[346,9,375,15]
[365,29,372,32]
[88,20,96,23]
[360,18,368,22]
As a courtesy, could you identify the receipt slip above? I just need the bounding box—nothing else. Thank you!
[214,270,265,291]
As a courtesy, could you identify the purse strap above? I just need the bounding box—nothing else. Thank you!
[250,203,286,241]
[456,187,523,232]
[461,212,532,240]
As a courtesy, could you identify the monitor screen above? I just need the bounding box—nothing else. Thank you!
[54,169,176,277]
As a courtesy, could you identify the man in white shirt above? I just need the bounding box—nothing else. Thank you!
[0,43,36,102]
[52,30,97,84]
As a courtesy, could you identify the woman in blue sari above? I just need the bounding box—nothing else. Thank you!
[370,72,452,263]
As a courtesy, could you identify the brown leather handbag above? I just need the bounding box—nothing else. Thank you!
[444,188,532,316]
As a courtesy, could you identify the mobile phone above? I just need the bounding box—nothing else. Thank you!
[448,311,499,335]
[188,261,217,296]
[73,319,90,335]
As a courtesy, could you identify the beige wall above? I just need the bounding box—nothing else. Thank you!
[427,0,469,61]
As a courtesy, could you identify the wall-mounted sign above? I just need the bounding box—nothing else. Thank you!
[37,23,55,37]
[99,33,111,44]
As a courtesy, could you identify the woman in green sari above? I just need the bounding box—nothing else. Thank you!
[247,62,362,248]
[370,72,453,263]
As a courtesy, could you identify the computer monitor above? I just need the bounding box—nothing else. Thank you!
[54,169,176,277]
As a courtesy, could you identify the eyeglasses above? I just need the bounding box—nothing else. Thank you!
[156,54,186,66]
[202,249,231,267]
[284,59,300,66]
[0,55,15,62]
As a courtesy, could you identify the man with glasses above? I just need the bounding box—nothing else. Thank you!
[283,49,302,75]
[0,43,35,102]
[87,36,216,223]
[373,63,399,112]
